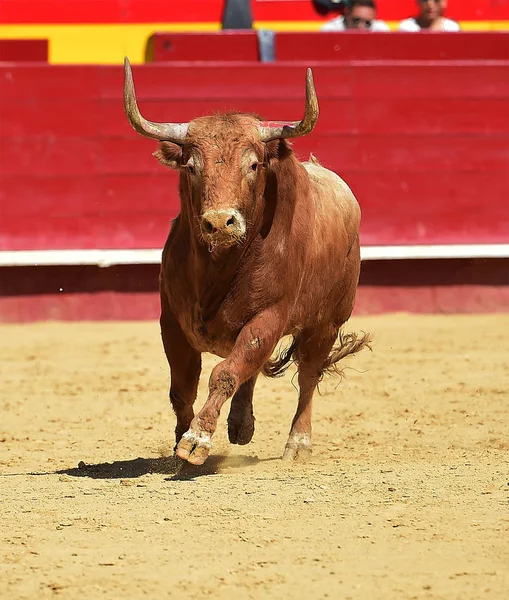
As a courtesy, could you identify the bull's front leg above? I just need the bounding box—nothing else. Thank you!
[175,308,286,465]
[160,309,202,445]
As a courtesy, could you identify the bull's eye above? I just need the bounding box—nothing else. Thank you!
[186,164,195,174]
[250,162,258,171]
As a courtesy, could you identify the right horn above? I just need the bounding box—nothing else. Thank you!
[259,68,319,142]
[123,57,189,143]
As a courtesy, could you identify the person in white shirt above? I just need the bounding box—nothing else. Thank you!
[399,0,461,31]
[320,0,390,32]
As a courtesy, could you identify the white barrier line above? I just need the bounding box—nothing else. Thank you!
[0,249,162,267]
[361,244,509,261]
[0,245,508,267]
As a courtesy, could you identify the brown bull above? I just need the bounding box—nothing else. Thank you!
[124,58,371,466]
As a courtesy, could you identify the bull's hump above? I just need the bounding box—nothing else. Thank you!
[304,161,355,199]
[303,161,361,231]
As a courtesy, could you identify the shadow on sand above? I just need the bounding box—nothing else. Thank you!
[56,453,273,481]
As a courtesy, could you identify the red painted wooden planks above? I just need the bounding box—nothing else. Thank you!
[349,63,509,99]
[3,170,506,221]
[4,97,508,139]
[2,169,507,249]
[0,213,173,250]
[144,31,509,65]
[349,172,509,245]
[146,32,260,62]
[91,97,509,136]
[0,39,48,62]
[3,134,508,178]
[0,65,102,100]
[1,99,103,138]
[1,61,509,252]
[276,32,509,62]
[3,64,509,102]
[294,135,509,172]
[0,173,179,217]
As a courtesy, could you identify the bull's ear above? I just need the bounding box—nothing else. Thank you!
[153,141,182,170]
[265,139,293,166]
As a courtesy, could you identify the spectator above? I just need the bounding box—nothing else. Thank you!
[399,0,460,31]
[320,0,390,32]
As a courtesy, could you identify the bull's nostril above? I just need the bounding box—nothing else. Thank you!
[202,211,242,237]
[203,220,215,233]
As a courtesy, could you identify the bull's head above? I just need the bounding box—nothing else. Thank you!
[123,58,319,251]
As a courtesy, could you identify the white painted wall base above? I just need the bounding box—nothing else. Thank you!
[0,245,508,268]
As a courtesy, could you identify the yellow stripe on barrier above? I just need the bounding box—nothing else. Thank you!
[0,21,507,64]
[458,21,509,31]
[0,23,221,64]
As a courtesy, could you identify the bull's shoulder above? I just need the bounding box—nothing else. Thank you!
[302,160,361,228]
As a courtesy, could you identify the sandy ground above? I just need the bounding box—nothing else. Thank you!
[1,314,508,600]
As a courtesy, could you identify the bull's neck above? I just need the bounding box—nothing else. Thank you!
[190,237,252,325]
[179,196,257,324]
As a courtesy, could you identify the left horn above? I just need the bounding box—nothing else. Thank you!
[259,68,319,142]
[123,57,189,143]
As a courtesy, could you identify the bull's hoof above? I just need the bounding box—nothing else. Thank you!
[175,429,212,465]
[282,432,312,462]
[227,414,255,445]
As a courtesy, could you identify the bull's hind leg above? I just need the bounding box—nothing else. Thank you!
[227,374,258,445]
[160,310,201,446]
[282,329,338,461]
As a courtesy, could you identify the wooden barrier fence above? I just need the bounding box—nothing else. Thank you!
[1,39,508,320]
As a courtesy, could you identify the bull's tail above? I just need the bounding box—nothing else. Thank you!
[320,330,373,379]
[262,334,301,378]
[262,329,372,380]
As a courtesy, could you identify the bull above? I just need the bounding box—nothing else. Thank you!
[124,58,371,466]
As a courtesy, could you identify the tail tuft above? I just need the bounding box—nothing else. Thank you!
[263,334,301,378]
[320,330,373,380]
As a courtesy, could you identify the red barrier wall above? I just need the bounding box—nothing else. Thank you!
[1,258,508,322]
[0,39,48,61]
[2,1,508,66]
[147,31,509,63]
[276,32,509,61]
[1,60,509,252]
[146,31,260,62]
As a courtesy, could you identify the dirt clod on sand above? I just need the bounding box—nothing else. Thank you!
[1,314,508,600]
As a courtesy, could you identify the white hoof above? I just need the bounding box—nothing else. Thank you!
[282,432,312,461]
[175,429,212,465]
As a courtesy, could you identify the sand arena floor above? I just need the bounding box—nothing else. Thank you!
[1,314,508,600]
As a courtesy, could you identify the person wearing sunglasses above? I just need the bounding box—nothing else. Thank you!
[399,0,460,31]
[320,0,390,32]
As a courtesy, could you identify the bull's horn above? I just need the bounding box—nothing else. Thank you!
[123,57,189,143]
[259,68,319,142]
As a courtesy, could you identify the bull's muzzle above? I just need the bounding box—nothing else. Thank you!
[200,209,246,248]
